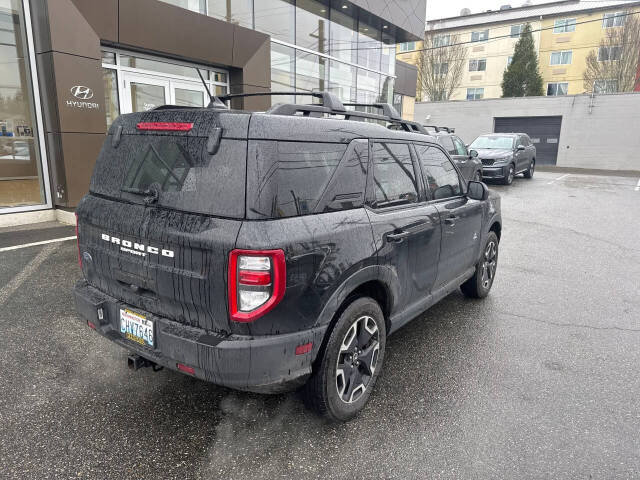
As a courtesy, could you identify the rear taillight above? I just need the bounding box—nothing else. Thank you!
[75,212,81,267]
[228,249,286,322]
[136,122,193,131]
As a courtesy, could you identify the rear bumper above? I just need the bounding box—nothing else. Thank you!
[74,280,327,393]
[481,165,507,179]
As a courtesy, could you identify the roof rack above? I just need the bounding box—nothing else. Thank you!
[423,125,455,134]
[217,91,429,134]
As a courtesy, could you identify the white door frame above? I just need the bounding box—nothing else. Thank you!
[121,72,171,114]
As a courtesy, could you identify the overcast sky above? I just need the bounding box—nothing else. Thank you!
[426,0,560,20]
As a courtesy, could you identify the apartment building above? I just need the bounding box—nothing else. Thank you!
[397,0,640,101]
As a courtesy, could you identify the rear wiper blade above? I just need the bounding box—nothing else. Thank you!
[121,184,160,204]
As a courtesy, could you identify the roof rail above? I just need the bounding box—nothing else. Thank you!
[423,125,455,133]
[217,91,429,134]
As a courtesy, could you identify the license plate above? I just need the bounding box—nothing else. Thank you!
[120,308,154,348]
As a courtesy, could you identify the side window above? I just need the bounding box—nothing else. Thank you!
[452,136,468,156]
[371,142,419,208]
[439,135,456,155]
[415,144,462,200]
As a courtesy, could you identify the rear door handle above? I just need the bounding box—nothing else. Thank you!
[386,231,410,243]
[444,215,457,226]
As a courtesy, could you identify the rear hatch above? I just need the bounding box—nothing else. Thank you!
[77,108,249,334]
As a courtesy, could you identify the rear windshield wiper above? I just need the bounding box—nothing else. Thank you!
[121,184,160,204]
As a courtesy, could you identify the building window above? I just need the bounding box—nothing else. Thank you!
[510,24,523,38]
[392,93,403,116]
[329,7,357,64]
[433,62,448,75]
[0,0,48,210]
[295,0,329,53]
[433,34,450,47]
[295,50,327,95]
[357,18,381,71]
[466,88,484,100]
[603,11,625,28]
[270,43,296,104]
[469,59,486,72]
[598,45,621,61]
[206,0,253,29]
[547,82,568,96]
[254,0,295,43]
[550,50,572,65]
[507,56,513,67]
[553,18,576,33]
[594,79,618,93]
[471,30,489,42]
[397,41,417,52]
[158,0,206,14]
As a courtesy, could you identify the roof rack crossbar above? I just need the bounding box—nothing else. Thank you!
[342,102,402,121]
[218,91,347,112]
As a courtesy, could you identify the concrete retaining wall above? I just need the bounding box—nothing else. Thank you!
[414,93,640,172]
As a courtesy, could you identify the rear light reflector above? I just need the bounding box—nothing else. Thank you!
[295,342,313,355]
[136,122,193,131]
[177,363,195,375]
[229,249,286,322]
[75,212,81,267]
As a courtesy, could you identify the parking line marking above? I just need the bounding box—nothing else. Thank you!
[0,243,57,306]
[635,178,640,191]
[0,235,76,253]
[547,173,570,185]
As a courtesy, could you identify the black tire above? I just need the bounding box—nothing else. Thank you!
[303,297,386,422]
[461,231,499,299]
[501,164,515,185]
[524,159,535,179]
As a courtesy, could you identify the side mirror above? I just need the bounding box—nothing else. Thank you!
[517,145,525,151]
[467,180,489,201]
[469,149,478,158]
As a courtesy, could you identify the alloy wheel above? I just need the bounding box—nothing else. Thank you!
[336,315,380,404]
[507,166,515,184]
[481,240,498,289]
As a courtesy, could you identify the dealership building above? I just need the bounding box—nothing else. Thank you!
[0,0,423,224]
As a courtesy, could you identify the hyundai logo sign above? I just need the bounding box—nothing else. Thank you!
[70,85,94,100]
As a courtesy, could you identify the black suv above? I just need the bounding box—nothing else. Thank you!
[74,92,502,421]
[424,126,483,183]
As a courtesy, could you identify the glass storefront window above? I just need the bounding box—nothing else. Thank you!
[329,7,357,64]
[0,0,46,209]
[175,88,205,107]
[207,0,253,28]
[380,32,395,77]
[328,60,356,102]
[271,43,295,104]
[357,19,381,72]
[103,69,120,129]
[356,69,380,103]
[158,0,206,14]
[296,50,327,99]
[101,51,116,65]
[120,54,208,80]
[379,76,394,104]
[296,0,329,53]
[255,0,295,43]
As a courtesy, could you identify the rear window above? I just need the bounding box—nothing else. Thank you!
[90,134,246,218]
[246,140,366,219]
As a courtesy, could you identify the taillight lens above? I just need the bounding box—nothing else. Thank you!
[75,212,81,267]
[228,249,286,322]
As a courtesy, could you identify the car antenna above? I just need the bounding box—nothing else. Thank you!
[196,68,227,109]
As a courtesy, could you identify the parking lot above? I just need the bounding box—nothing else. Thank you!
[1,171,639,479]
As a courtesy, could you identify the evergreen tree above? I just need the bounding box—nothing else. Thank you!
[502,23,544,97]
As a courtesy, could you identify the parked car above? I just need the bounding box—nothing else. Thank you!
[74,92,502,421]
[424,126,483,182]
[469,133,536,185]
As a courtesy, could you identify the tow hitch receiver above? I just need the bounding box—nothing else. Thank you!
[127,354,163,372]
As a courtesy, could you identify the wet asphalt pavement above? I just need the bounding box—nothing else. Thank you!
[1,171,639,479]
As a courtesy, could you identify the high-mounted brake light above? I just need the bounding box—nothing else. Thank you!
[136,122,193,131]
[75,212,81,267]
[229,249,286,322]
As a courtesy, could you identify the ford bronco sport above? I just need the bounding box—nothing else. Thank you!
[74,92,502,421]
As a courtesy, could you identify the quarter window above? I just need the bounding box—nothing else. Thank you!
[371,142,418,208]
[553,18,576,33]
[415,145,462,200]
[453,137,468,156]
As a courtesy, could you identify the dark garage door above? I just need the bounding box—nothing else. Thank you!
[494,116,562,165]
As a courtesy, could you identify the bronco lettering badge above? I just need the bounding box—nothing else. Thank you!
[101,233,174,258]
